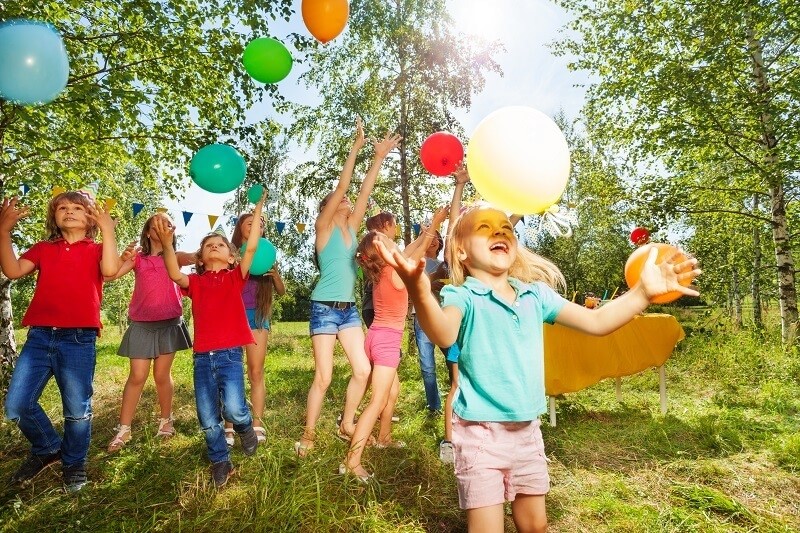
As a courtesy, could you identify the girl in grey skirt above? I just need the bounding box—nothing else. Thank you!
[106,213,195,452]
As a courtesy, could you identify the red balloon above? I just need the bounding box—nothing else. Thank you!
[420,132,464,176]
[630,227,650,246]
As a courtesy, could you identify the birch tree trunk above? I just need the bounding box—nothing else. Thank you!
[0,273,17,393]
[751,194,763,329]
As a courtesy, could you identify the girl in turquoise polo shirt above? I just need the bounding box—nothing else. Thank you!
[377,205,700,533]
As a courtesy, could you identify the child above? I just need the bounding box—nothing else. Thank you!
[106,213,195,452]
[226,213,286,445]
[341,206,448,481]
[377,205,700,532]
[153,194,266,488]
[295,118,401,457]
[1,192,121,492]
[360,212,398,329]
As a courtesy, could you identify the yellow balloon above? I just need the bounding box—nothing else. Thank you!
[466,106,571,215]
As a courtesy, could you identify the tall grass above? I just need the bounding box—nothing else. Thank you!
[0,312,798,532]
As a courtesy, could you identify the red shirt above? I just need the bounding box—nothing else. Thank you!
[182,265,254,352]
[20,238,104,329]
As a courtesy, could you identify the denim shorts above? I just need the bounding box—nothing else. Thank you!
[309,301,362,336]
[245,308,270,331]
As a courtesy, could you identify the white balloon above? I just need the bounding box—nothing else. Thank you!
[466,106,570,215]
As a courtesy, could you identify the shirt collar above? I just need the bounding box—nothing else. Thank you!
[51,237,95,245]
[463,276,536,296]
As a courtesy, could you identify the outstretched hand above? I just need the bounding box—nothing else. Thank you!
[374,238,431,297]
[372,131,402,160]
[87,201,116,234]
[453,165,470,185]
[0,197,30,233]
[151,216,176,249]
[639,246,701,300]
[120,240,139,262]
[352,117,366,150]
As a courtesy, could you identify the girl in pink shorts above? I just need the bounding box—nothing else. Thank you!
[377,205,700,532]
[340,206,448,482]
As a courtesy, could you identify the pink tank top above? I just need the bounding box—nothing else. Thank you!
[128,254,183,321]
[372,265,408,330]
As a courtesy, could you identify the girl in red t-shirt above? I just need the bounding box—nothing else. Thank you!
[340,206,447,482]
[106,213,195,452]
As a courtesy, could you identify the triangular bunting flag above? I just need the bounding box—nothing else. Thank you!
[20,184,30,196]
[132,203,145,216]
[412,223,421,236]
[156,207,168,214]
[208,214,218,229]
[51,186,66,197]
[182,211,193,225]
[275,221,286,235]
[104,198,117,212]
[296,222,306,233]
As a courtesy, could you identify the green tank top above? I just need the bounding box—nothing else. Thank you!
[311,226,357,302]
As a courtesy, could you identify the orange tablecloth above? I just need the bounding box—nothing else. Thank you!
[544,314,685,396]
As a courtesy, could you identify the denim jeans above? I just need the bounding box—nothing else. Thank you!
[414,316,441,411]
[4,327,97,468]
[193,347,252,463]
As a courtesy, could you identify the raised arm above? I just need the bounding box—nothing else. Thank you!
[349,130,403,231]
[316,118,366,231]
[375,239,461,347]
[239,191,267,277]
[268,264,286,296]
[403,205,448,260]
[556,246,701,335]
[105,241,137,281]
[151,217,188,288]
[88,201,122,278]
[0,197,35,279]
[443,167,470,260]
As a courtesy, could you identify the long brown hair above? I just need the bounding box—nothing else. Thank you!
[232,213,274,327]
[45,192,98,240]
[356,230,385,284]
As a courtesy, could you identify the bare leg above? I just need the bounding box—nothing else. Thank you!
[511,494,548,533]
[298,334,337,452]
[336,327,370,437]
[119,358,152,426]
[444,362,458,441]
[345,365,395,476]
[377,373,400,444]
[152,353,176,419]
[466,504,505,533]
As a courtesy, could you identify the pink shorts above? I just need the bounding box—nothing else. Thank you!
[364,326,402,368]
[452,414,550,510]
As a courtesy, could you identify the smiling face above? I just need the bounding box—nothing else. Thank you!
[453,207,517,280]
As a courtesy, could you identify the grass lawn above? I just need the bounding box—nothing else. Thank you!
[0,314,798,532]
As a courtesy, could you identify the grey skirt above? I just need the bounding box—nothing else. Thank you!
[118,317,192,359]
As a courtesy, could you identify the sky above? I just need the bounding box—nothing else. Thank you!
[165,0,588,252]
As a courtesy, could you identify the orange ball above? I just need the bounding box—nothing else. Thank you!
[302,0,349,44]
[624,243,691,304]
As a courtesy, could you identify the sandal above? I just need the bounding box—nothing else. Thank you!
[338,463,374,484]
[224,428,235,448]
[253,426,266,443]
[294,434,314,458]
[335,427,352,442]
[374,439,406,449]
[108,424,132,453]
[156,415,175,438]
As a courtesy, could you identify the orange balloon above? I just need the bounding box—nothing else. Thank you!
[624,243,691,304]
[302,0,349,44]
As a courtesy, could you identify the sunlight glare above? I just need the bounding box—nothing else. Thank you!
[451,0,502,41]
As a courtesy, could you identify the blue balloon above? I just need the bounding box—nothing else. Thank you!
[241,238,277,276]
[189,144,247,193]
[0,20,70,105]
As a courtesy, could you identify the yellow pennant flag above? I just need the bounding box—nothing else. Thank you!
[208,214,219,229]
[104,198,117,212]
[51,186,66,197]
[296,222,306,234]
[156,207,168,214]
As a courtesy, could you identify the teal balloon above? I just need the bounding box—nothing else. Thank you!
[0,20,70,105]
[247,184,264,204]
[241,238,277,276]
[242,37,293,84]
[189,144,246,193]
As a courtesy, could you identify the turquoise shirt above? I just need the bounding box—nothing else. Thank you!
[441,276,567,422]
[311,226,358,302]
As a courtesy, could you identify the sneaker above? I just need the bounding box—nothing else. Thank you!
[211,460,235,488]
[11,451,62,485]
[439,440,454,464]
[240,427,259,456]
[62,464,88,493]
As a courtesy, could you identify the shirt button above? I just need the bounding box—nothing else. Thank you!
[65,247,70,251]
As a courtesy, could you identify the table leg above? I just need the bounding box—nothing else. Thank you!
[549,396,556,427]
[659,365,667,414]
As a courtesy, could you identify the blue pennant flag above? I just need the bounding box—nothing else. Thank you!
[182,211,193,225]
[275,221,286,235]
[132,203,145,217]
[413,223,421,237]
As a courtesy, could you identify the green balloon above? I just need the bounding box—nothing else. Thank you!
[241,238,276,276]
[247,184,264,204]
[242,37,292,84]
[189,144,246,193]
